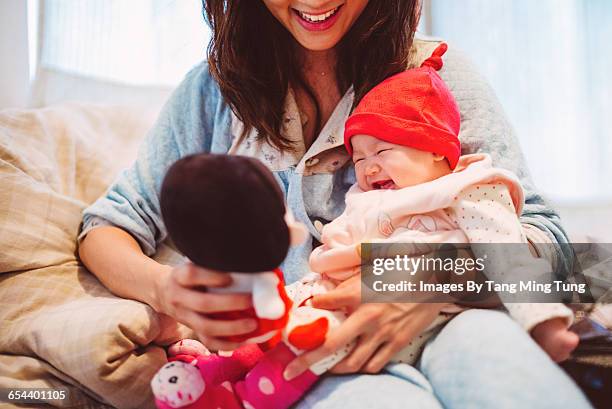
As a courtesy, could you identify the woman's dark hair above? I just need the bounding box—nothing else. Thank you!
[203,1,421,151]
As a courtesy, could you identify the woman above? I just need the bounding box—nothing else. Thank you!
[78,1,591,407]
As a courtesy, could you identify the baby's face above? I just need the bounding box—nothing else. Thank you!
[351,134,447,191]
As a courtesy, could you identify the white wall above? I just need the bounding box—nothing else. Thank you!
[0,0,31,109]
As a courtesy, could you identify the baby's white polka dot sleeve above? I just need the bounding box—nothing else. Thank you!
[449,183,573,330]
[448,183,524,243]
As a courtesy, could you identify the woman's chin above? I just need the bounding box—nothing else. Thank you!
[293,34,342,52]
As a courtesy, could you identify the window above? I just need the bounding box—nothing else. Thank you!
[34,0,612,204]
[427,0,612,203]
[39,0,211,86]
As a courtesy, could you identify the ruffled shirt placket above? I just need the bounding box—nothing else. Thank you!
[228,86,355,175]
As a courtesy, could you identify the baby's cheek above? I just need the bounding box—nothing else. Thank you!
[355,171,370,191]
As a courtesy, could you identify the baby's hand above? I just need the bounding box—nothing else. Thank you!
[168,339,210,358]
[531,318,579,362]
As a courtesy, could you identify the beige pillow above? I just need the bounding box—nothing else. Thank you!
[0,104,191,409]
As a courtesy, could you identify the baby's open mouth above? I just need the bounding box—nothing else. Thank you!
[371,180,396,190]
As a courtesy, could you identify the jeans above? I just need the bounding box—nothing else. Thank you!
[295,309,592,409]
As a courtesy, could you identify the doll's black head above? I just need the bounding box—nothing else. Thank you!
[160,154,290,273]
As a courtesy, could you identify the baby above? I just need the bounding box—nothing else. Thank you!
[311,42,578,362]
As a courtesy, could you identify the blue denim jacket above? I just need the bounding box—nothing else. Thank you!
[79,38,572,284]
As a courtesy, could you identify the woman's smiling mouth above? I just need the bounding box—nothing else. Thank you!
[292,5,344,31]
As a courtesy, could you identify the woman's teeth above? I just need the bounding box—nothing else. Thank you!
[296,6,340,23]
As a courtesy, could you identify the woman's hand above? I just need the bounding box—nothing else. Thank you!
[154,262,257,351]
[283,274,447,380]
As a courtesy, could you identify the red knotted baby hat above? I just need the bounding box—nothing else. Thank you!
[344,43,461,169]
